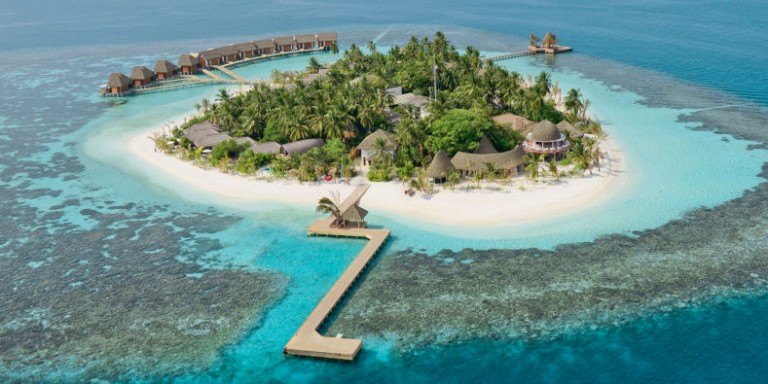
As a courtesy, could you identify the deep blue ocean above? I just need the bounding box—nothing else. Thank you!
[1,1,768,383]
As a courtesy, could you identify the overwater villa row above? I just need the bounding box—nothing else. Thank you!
[101,32,337,96]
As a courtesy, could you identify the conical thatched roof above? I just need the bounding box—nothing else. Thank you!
[473,135,498,154]
[529,120,562,141]
[426,150,455,179]
[179,54,196,67]
[107,73,131,88]
[131,66,155,80]
[154,60,178,73]
[556,120,583,138]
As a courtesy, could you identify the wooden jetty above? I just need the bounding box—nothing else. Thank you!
[213,65,250,83]
[283,185,390,361]
[485,45,573,63]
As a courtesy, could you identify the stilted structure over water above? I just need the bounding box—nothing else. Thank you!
[283,185,390,361]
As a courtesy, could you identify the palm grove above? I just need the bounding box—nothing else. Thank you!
[160,32,604,186]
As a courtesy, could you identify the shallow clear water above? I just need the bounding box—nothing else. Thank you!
[2,1,768,383]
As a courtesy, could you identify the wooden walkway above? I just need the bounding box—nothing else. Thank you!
[213,65,250,83]
[485,45,573,62]
[283,185,390,361]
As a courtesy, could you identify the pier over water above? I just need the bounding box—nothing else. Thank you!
[283,185,389,361]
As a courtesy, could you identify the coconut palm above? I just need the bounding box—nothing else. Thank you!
[524,154,544,182]
[547,158,559,181]
[316,191,343,226]
[307,57,323,73]
[530,33,541,47]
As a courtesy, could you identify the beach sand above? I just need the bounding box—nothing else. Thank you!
[125,122,628,227]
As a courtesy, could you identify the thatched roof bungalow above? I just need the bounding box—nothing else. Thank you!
[556,120,584,138]
[493,113,532,133]
[254,39,275,55]
[473,135,498,154]
[198,49,223,67]
[282,138,324,156]
[249,141,283,155]
[235,42,257,59]
[426,150,455,183]
[131,66,156,87]
[154,60,178,80]
[451,146,526,176]
[317,32,337,48]
[217,45,239,63]
[357,129,397,162]
[107,73,132,95]
[184,121,232,148]
[274,36,295,53]
[295,34,316,50]
[179,54,199,74]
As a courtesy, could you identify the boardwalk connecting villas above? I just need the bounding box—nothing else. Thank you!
[283,185,390,361]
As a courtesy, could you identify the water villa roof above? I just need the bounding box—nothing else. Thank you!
[393,93,430,108]
[218,45,238,56]
[274,36,295,45]
[556,120,584,138]
[451,146,526,172]
[282,138,324,156]
[235,42,256,52]
[179,54,197,66]
[154,60,178,73]
[357,129,397,151]
[199,49,222,59]
[107,73,132,88]
[473,135,498,154]
[249,141,283,154]
[530,120,562,141]
[295,34,316,44]
[131,66,155,80]
[426,150,455,179]
[493,113,532,132]
[253,39,274,49]
[317,32,337,41]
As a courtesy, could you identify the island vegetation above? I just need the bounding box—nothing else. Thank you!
[156,32,605,189]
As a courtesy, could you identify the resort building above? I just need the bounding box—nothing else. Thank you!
[474,135,498,155]
[556,120,584,138]
[295,34,316,50]
[317,32,337,48]
[451,146,526,177]
[249,141,283,155]
[235,42,257,59]
[426,150,456,183]
[522,120,570,159]
[153,60,178,80]
[178,54,199,74]
[282,138,325,156]
[106,73,132,95]
[335,184,369,228]
[218,45,239,63]
[493,113,532,134]
[274,36,296,53]
[130,66,156,87]
[254,39,275,55]
[357,129,397,165]
[198,49,223,68]
[184,121,231,149]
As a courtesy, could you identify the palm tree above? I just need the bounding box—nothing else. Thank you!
[529,33,541,47]
[307,57,323,73]
[316,191,343,227]
[216,88,230,103]
[524,154,544,182]
[564,88,583,122]
[547,158,559,181]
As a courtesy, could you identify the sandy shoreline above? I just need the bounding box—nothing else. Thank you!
[124,120,628,227]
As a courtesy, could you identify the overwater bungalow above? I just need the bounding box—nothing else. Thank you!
[317,32,337,48]
[451,146,526,177]
[274,36,296,53]
[235,42,257,59]
[198,49,223,68]
[426,150,455,183]
[254,39,275,55]
[522,120,570,159]
[178,54,199,74]
[131,66,156,87]
[357,129,397,165]
[106,73,132,95]
[282,138,324,156]
[218,45,239,63]
[295,34,316,50]
[154,60,178,80]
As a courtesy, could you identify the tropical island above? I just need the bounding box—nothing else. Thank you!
[150,32,610,200]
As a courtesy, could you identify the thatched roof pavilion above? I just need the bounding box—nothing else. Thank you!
[523,120,570,158]
[556,120,584,138]
[473,135,498,154]
[131,66,156,86]
[249,141,283,154]
[282,138,324,156]
[336,184,369,228]
[451,146,526,176]
[154,60,178,79]
[426,150,455,182]
[178,54,199,74]
[357,129,397,152]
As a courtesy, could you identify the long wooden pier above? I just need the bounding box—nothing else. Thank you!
[213,65,250,83]
[485,45,573,62]
[283,185,390,361]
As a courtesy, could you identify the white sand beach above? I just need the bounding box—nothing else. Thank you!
[125,122,628,227]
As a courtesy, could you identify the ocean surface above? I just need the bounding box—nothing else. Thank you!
[1,1,767,383]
